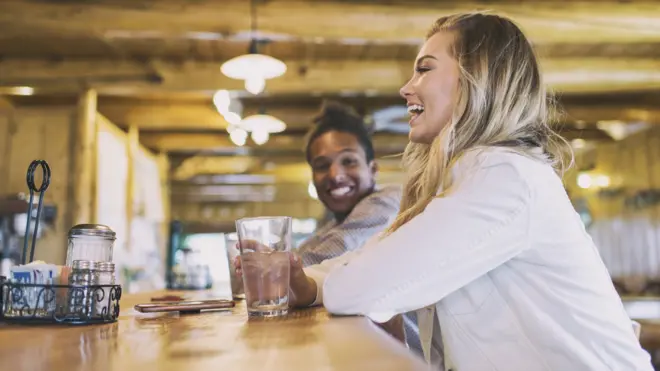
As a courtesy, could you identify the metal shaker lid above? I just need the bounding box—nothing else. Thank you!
[97,262,115,272]
[69,224,116,239]
[72,260,99,270]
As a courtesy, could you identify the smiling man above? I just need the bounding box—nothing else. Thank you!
[295,101,425,352]
[296,100,401,266]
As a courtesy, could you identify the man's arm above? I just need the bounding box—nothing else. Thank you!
[298,186,401,266]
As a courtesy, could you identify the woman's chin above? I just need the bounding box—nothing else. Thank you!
[408,128,432,144]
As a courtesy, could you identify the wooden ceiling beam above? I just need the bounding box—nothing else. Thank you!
[98,101,230,130]
[0,59,161,88]
[142,126,609,157]
[2,0,659,44]
[168,153,405,183]
[98,98,660,133]
[142,132,410,155]
[142,132,303,153]
[1,58,660,96]
[99,101,324,131]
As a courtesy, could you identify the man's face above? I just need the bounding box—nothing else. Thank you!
[309,131,376,216]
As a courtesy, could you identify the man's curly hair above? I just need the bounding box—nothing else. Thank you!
[304,100,375,163]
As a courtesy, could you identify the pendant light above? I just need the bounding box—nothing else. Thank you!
[251,129,270,145]
[240,114,286,133]
[241,105,287,146]
[220,0,286,95]
[228,126,248,147]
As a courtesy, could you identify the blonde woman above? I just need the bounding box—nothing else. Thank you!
[237,13,652,371]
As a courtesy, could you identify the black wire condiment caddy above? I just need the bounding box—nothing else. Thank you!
[0,280,121,325]
[0,160,122,325]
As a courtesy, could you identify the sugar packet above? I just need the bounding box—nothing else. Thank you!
[10,261,61,285]
[7,262,64,317]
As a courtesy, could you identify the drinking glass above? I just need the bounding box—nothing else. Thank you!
[224,234,245,300]
[235,216,292,318]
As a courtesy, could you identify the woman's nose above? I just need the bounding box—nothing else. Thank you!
[400,78,414,99]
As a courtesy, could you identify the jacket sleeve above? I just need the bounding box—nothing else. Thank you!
[297,187,400,266]
[320,157,534,322]
[303,234,381,306]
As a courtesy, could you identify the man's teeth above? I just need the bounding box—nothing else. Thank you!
[330,187,352,197]
[407,104,425,115]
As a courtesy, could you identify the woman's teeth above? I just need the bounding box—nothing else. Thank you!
[330,186,352,197]
[407,104,425,116]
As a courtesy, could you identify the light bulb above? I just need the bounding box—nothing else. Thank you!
[245,77,265,95]
[222,111,242,126]
[251,130,269,145]
[12,86,34,96]
[229,129,247,146]
[577,173,592,189]
[213,90,230,113]
[240,114,287,133]
[595,175,611,188]
[571,139,586,149]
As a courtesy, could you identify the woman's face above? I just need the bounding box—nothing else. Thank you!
[400,32,460,144]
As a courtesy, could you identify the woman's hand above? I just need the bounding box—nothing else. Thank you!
[233,241,318,308]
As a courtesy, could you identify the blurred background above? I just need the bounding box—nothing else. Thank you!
[0,0,658,310]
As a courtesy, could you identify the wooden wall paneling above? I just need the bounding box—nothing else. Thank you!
[7,110,42,191]
[569,127,660,284]
[0,111,12,195]
[0,97,13,113]
[1,107,76,264]
[40,109,75,265]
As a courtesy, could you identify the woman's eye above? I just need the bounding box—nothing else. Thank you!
[415,67,430,74]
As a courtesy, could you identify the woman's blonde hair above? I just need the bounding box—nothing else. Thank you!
[385,12,573,234]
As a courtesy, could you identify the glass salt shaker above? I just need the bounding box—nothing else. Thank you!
[95,262,116,317]
[66,224,116,267]
[68,260,99,318]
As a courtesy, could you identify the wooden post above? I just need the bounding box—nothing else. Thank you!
[72,89,97,226]
[126,125,139,250]
[156,151,171,224]
[156,151,171,268]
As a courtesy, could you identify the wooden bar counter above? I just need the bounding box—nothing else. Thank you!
[0,290,429,371]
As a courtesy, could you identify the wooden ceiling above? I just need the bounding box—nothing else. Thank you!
[1,0,659,204]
